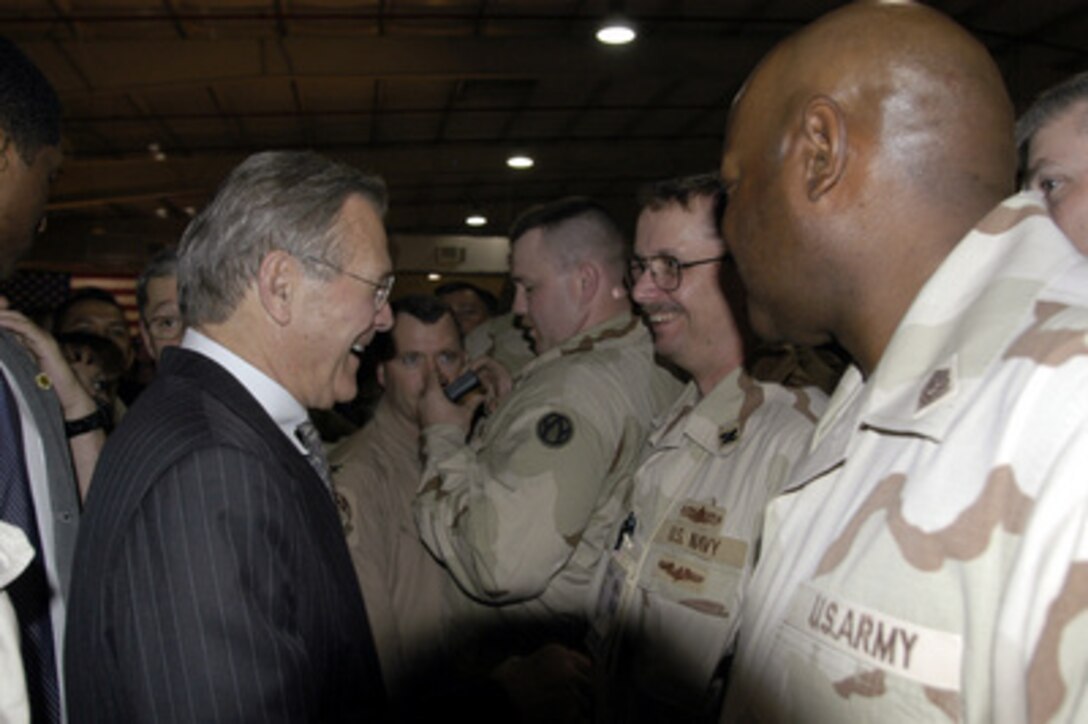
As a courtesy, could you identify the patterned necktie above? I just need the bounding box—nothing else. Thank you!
[295,420,333,491]
[0,373,60,723]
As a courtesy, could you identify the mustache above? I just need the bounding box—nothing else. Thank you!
[640,302,684,317]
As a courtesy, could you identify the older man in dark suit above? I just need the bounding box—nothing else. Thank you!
[65,150,394,722]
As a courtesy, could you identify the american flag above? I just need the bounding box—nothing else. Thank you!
[0,269,140,336]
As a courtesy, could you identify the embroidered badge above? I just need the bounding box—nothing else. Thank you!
[537,412,574,448]
[918,367,952,410]
[332,487,353,535]
[719,425,739,446]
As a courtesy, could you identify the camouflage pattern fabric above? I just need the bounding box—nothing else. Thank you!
[723,193,1088,723]
[589,370,825,722]
[463,311,536,377]
[414,312,682,653]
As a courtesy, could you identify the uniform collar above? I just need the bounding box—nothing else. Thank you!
[515,310,644,381]
[649,367,758,455]
[816,192,1077,447]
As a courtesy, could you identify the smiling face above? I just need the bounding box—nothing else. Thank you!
[1025,100,1088,253]
[510,228,582,354]
[291,194,394,409]
[631,195,741,390]
[0,142,61,279]
[378,311,465,425]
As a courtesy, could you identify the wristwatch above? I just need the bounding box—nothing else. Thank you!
[65,406,112,438]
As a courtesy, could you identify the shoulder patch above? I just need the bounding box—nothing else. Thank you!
[537,412,574,448]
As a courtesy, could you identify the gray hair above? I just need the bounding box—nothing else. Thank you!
[1016,71,1088,185]
[178,150,388,326]
[135,246,178,318]
[508,196,627,278]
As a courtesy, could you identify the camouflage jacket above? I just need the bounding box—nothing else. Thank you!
[590,370,824,722]
[414,312,681,647]
[724,193,1088,723]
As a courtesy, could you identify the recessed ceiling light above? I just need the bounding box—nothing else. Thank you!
[427,273,442,282]
[506,155,534,170]
[596,19,636,45]
[466,214,487,227]
[154,207,169,219]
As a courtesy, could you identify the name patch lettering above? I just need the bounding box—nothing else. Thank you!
[786,584,963,692]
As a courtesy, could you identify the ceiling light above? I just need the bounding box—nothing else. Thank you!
[154,206,169,219]
[596,18,636,45]
[466,214,487,227]
[427,273,442,282]
[506,155,534,170]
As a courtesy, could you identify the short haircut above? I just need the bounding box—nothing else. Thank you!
[371,294,459,362]
[508,196,627,276]
[135,247,178,318]
[0,37,61,165]
[177,150,388,326]
[434,281,499,315]
[637,173,727,230]
[53,287,125,334]
[1016,71,1088,184]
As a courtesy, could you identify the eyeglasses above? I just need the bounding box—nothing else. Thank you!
[628,253,728,292]
[146,314,184,341]
[301,255,395,309]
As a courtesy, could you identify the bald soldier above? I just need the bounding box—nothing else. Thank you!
[719,3,1088,722]
[414,197,681,663]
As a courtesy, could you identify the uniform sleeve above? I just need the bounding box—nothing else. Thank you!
[101,446,318,723]
[997,418,1088,724]
[414,398,614,605]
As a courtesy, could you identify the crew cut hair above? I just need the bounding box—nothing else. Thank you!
[371,294,459,362]
[508,196,626,276]
[0,36,61,164]
[177,150,388,326]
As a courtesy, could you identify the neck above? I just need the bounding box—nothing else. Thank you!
[693,355,744,398]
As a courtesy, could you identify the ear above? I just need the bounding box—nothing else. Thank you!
[576,261,601,304]
[799,95,847,202]
[256,250,298,326]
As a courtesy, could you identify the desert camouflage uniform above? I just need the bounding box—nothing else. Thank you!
[589,369,824,723]
[330,402,450,698]
[464,311,536,377]
[414,312,681,655]
[722,193,1088,723]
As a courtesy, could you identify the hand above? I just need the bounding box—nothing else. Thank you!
[491,644,593,724]
[418,358,480,433]
[470,355,513,414]
[0,305,98,420]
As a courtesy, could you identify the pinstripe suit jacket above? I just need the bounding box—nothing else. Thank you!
[64,347,386,722]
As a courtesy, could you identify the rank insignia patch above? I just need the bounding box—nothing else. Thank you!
[537,412,574,447]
